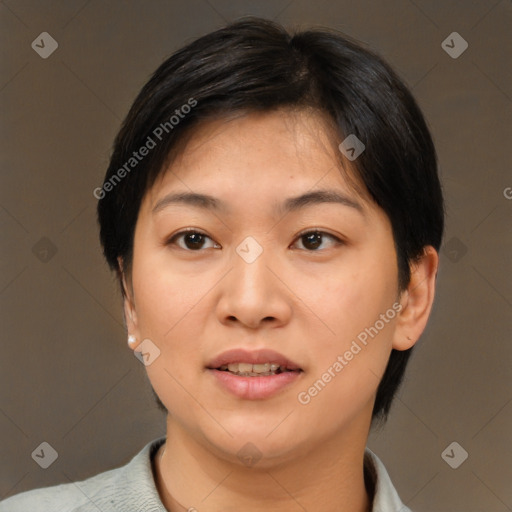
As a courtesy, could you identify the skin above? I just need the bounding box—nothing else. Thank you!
[120,109,439,512]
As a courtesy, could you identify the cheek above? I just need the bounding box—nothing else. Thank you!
[291,253,398,421]
[132,254,213,339]
[130,247,221,366]
[131,258,212,417]
[295,306,396,434]
[290,252,398,346]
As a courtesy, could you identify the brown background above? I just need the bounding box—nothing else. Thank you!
[1,1,511,511]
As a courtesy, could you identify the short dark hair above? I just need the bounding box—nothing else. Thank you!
[97,17,444,425]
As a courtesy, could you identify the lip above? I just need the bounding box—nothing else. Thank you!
[206,348,301,371]
[206,348,303,400]
[207,369,302,400]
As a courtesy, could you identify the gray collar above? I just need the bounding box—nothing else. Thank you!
[1,436,411,511]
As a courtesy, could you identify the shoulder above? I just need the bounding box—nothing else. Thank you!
[0,476,105,512]
[0,437,166,512]
[364,447,412,512]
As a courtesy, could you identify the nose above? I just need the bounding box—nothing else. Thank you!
[215,242,292,330]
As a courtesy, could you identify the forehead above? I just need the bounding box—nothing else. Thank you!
[144,109,370,212]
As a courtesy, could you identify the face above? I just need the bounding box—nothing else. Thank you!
[124,109,405,466]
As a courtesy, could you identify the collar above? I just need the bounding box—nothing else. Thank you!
[123,437,411,512]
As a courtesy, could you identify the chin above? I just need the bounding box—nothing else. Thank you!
[197,418,314,468]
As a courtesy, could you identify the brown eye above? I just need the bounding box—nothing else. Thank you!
[182,232,206,250]
[168,230,219,251]
[293,230,341,251]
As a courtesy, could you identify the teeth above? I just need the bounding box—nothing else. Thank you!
[220,362,293,374]
[253,363,270,372]
[238,363,253,373]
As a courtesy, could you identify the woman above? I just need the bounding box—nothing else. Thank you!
[2,17,443,512]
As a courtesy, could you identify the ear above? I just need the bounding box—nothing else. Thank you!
[118,257,140,347]
[392,246,439,351]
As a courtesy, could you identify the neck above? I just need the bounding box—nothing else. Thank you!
[154,417,373,512]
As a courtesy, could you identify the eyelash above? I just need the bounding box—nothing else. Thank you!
[166,228,344,252]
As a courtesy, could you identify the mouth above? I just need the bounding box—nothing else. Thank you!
[205,348,303,399]
[215,362,300,376]
[206,348,302,374]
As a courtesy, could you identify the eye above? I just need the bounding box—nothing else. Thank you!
[292,230,343,251]
[167,229,220,251]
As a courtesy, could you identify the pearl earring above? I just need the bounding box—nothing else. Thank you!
[128,334,137,346]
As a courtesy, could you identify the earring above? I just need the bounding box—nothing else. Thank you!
[128,334,137,346]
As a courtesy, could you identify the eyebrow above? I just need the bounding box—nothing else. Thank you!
[152,189,364,215]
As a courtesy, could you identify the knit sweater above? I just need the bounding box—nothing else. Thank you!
[0,437,412,511]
